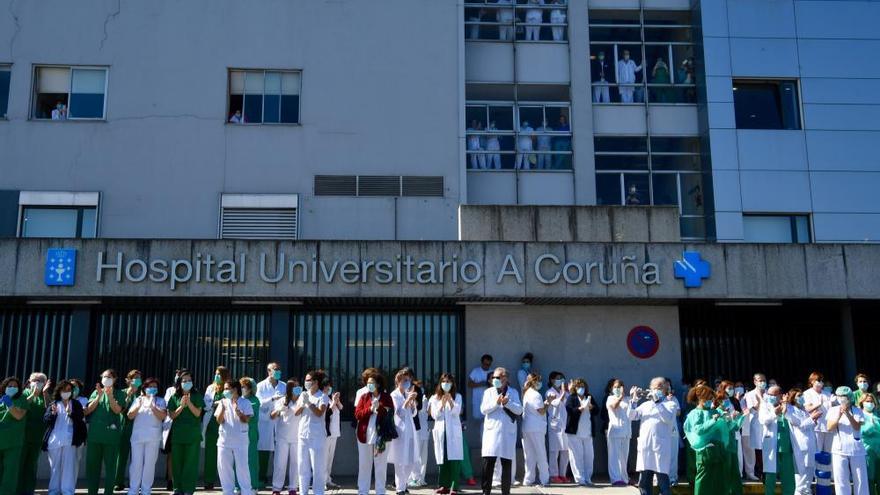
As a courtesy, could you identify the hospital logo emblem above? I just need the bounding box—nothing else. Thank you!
[45,248,77,286]
[673,251,710,288]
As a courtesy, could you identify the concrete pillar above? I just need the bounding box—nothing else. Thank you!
[840,302,857,382]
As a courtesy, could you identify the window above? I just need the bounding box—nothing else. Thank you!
[228,69,301,125]
[466,102,572,170]
[0,65,10,119]
[743,215,810,243]
[32,66,107,120]
[220,194,298,240]
[589,10,696,104]
[733,80,801,130]
[18,191,99,238]
[465,0,568,42]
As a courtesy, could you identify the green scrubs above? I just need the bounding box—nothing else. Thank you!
[17,388,46,495]
[204,386,223,486]
[0,395,27,495]
[460,433,474,480]
[168,393,205,495]
[86,388,127,495]
[717,407,745,495]
[114,390,138,489]
[438,433,462,491]
[862,411,880,495]
[684,407,730,495]
[764,415,795,495]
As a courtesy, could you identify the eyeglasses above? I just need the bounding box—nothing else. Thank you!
[492,376,504,380]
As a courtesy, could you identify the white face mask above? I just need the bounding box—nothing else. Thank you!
[60,391,72,400]
[101,377,114,388]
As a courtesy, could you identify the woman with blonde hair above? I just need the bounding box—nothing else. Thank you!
[521,372,550,486]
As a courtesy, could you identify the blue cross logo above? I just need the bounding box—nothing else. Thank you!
[673,251,711,288]
[45,248,77,286]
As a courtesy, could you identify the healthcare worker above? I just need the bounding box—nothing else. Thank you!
[665,378,682,485]
[758,386,798,495]
[389,369,421,495]
[161,369,183,493]
[617,49,643,103]
[788,389,821,495]
[85,369,127,495]
[828,386,869,495]
[743,373,768,481]
[355,370,394,495]
[70,378,89,483]
[858,394,880,495]
[271,379,301,495]
[631,377,678,495]
[409,380,430,488]
[241,377,261,492]
[296,370,329,495]
[115,369,143,491]
[1,377,27,494]
[480,367,522,495]
[549,0,566,41]
[565,378,596,486]
[718,381,744,495]
[485,123,502,170]
[535,120,552,169]
[606,378,632,487]
[429,373,463,495]
[521,373,550,487]
[125,377,167,495]
[496,0,514,41]
[19,371,50,495]
[468,355,494,422]
[324,379,343,489]
[467,120,486,170]
[804,371,835,479]
[856,374,876,406]
[515,122,535,170]
[524,0,544,41]
[44,379,87,495]
[215,379,254,495]
[204,366,231,489]
[545,371,570,483]
[592,51,611,103]
[684,384,728,495]
[167,371,204,495]
[257,363,287,489]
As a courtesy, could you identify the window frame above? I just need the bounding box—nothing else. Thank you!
[732,78,803,130]
[464,1,570,43]
[226,68,303,126]
[742,213,812,244]
[17,191,100,238]
[0,63,10,121]
[30,65,109,121]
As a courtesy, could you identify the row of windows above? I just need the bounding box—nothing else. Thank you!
[465,1,569,42]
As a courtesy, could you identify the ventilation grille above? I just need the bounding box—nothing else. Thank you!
[314,175,444,197]
[220,207,297,240]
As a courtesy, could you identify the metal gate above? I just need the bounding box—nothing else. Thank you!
[0,308,73,381]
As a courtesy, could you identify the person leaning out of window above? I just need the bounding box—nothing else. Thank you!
[43,379,88,495]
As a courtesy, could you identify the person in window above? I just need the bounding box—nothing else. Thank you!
[271,378,300,495]
[651,57,672,103]
[677,57,694,84]
[51,102,67,120]
[389,369,421,495]
[485,123,502,170]
[625,184,642,205]
[19,371,51,495]
[467,120,486,170]
[355,370,394,495]
[295,370,329,495]
[1,377,28,495]
[468,8,485,40]
[429,373,463,495]
[617,50,643,103]
[535,120,553,169]
[44,379,87,495]
[204,366,231,490]
[496,0,515,41]
[215,379,255,495]
[125,377,167,495]
[480,367,522,495]
[524,0,544,41]
[85,369,127,495]
[549,0,566,41]
[229,110,245,124]
[828,386,869,495]
[515,121,535,170]
[592,51,611,103]
[552,114,571,169]
[167,371,204,495]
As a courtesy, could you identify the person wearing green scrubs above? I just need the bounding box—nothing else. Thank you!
[203,365,231,489]
[240,377,261,492]
[18,372,50,495]
[0,377,28,495]
[717,383,745,495]
[168,371,204,495]
[114,369,143,491]
[860,394,880,495]
[684,384,730,495]
[758,386,795,495]
[856,374,877,407]
[85,369,127,495]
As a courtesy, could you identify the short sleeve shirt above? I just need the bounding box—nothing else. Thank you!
[168,393,205,444]
[87,389,128,444]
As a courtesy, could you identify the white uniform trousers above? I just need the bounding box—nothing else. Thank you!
[410,438,428,484]
[620,85,635,103]
[796,473,813,495]
[358,442,389,495]
[325,437,338,484]
[522,431,550,485]
[742,433,757,477]
[593,83,611,103]
[273,440,298,492]
[48,445,78,495]
[298,439,326,495]
[832,454,868,495]
[394,463,416,492]
[127,440,160,495]
[549,448,570,478]
[606,436,630,484]
[566,434,594,485]
[669,435,680,483]
[218,444,253,495]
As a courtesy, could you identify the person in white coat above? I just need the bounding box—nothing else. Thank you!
[804,371,835,475]
[480,367,522,495]
[617,50,643,103]
[389,369,422,495]
[535,121,553,169]
[743,373,768,481]
[627,377,676,495]
[549,0,566,41]
[496,0,515,41]
[788,389,822,495]
[429,373,464,495]
[564,378,596,486]
[126,378,167,495]
[758,386,800,494]
[409,381,430,488]
[271,379,301,495]
[323,379,343,489]
[354,370,394,495]
[606,378,633,487]
[257,363,287,489]
[524,0,544,41]
[468,355,494,422]
[45,380,87,495]
[664,378,682,485]
[467,120,486,170]
[545,372,570,483]
[485,124,502,170]
[295,371,329,495]
[828,386,869,495]
[516,353,534,392]
[515,122,535,170]
[521,373,550,486]
[215,380,255,495]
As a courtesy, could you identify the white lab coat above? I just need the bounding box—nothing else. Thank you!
[272,397,300,492]
[758,401,792,473]
[257,378,286,451]
[744,389,765,440]
[616,58,642,85]
[468,366,491,419]
[546,388,569,451]
[480,386,523,459]
[429,393,464,462]
[785,406,819,475]
[803,388,832,433]
[388,388,422,466]
[627,398,676,474]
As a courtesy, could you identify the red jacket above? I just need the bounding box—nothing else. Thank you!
[355,391,394,444]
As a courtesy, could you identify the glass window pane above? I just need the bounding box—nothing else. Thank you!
[244,71,264,94]
[38,67,70,94]
[280,95,299,123]
[518,106,543,128]
[595,154,648,170]
[281,72,301,95]
[71,69,105,93]
[743,216,794,243]
[733,80,801,130]
[795,216,810,243]
[588,26,641,42]
[680,216,706,240]
[651,154,701,171]
[671,46,696,85]
[644,27,692,42]
[230,71,245,94]
[596,174,622,205]
[244,95,262,123]
[779,81,801,130]
[488,106,514,130]
[0,69,10,119]
[543,106,569,129]
[652,174,678,206]
[588,10,640,25]
[263,94,280,123]
[595,136,647,152]
[680,174,705,215]
[21,208,78,238]
[466,105,487,128]
[264,72,281,95]
[650,137,700,153]
[69,69,106,119]
[623,173,649,205]
[81,208,97,238]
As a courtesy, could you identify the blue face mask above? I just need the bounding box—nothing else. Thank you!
[5,387,18,397]
[145,387,158,396]
[522,362,531,371]
[214,374,222,384]
[493,379,503,389]
[723,399,732,409]
[653,389,664,401]
[367,383,377,393]
[441,382,452,392]
[576,387,585,396]
[292,386,303,396]
[401,381,411,390]
[766,396,779,406]
[702,400,713,409]
[72,386,80,398]
[535,382,543,390]
[181,381,193,392]
[273,370,282,380]
[554,379,564,388]
[132,378,143,388]
[223,390,233,400]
